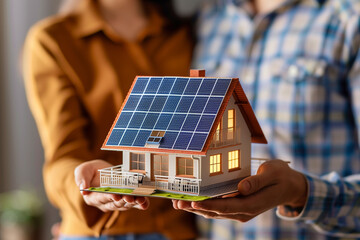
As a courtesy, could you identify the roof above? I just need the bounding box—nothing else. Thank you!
[102,70,266,155]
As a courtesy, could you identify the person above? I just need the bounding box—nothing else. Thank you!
[173,0,360,239]
[22,0,197,239]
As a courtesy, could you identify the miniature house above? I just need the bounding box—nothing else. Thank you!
[100,70,267,197]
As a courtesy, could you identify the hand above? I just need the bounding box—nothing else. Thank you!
[172,160,307,222]
[74,159,149,212]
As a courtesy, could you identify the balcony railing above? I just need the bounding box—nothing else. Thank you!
[155,175,201,195]
[99,165,144,188]
[209,126,241,149]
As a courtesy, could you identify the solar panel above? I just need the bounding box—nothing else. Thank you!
[150,96,167,112]
[128,112,146,128]
[181,115,201,132]
[213,78,232,95]
[132,77,149,94]
[145,77,162,94]
[162,96,181,112]
[133,130,152,147]
[155,113,172,129]
[115,112,133,128]
[173,132,193,150]
[137,95,154,111]
[176,96,194,113]
[204,97,223,114]
[189,97,208,113]
[170,78,188,94]
[119,130,138,146]
[104,76,232,152]
[123,95,141,111]
[198,78,216,95]
[158,78,175,94]
[168,114,186,131]
[187,133,208,151]
[196,115,216,132]
[107,129,124,145]
[160,131,178,148]
[142,113,159,129]
[184,78,201,95]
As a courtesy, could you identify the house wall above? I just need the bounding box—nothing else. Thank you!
[122,151,202,182]
[200,96,251,187]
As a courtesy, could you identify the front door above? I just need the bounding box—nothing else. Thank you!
[151,154,169,181]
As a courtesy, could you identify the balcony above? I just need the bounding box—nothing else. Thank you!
[155,175,201,195]
[99,165,144,188]
[209,126,241,149]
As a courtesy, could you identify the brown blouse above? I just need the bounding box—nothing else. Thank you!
[22,0,196,238]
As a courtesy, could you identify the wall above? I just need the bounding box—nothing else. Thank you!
[200,96,252,187]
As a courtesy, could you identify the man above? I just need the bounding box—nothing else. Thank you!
[173,0,360,239]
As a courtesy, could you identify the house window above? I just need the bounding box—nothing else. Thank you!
[152,154,169,180]
[215,120,221,142]
[210,154,222,175]
[130,153,145,171]
[228,150,240,170]
[177,157,194,177]
[228,109,235,140]
[147,131,165,144]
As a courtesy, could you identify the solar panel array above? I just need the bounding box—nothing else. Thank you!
[105,77,232,152]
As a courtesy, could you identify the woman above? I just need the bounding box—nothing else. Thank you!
[23,0,196,239]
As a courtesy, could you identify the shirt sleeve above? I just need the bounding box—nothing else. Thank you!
[22,24,114,236]
[277,14,360,237]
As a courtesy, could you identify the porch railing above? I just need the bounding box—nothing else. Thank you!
[99,165,144,188]
[155,175,201,195]
[209,126,241,149]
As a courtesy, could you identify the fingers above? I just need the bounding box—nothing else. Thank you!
[83,192,149,212]
[172,200,256,222]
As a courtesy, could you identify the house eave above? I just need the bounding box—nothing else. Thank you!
[101,146,207,156]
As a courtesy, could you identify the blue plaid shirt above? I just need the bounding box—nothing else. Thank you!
[194,0,360,239]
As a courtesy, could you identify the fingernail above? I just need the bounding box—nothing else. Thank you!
[242,181,250,192]
[80,183,84,190]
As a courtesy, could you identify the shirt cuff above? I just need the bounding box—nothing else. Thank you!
[277,173,335,222]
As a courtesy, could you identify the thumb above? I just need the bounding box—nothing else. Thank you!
[74,163,94,190]
[238,173,269,196]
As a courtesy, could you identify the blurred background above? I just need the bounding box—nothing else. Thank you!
[0,0,202,239]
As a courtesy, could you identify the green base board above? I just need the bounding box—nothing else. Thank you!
[83,187,211,201]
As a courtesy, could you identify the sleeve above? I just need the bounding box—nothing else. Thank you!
[277,14,360,237]
[22,25,113,236]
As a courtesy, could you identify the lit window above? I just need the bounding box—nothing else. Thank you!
[228,150,240,170]
[215,121,221,142]
[177,157,194,176]
[228,109,235,140]
[210,154,222,174]
[130,153,145,171]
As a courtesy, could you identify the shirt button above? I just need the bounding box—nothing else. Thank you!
[288,65,299,78]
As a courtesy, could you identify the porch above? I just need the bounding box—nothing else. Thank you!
[98,165,201,195]
[98,165,144,188]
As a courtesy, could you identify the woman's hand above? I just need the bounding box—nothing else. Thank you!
[172,160,308,222]
[74,159,149,212]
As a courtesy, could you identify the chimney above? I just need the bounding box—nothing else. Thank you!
[190,69,206,77]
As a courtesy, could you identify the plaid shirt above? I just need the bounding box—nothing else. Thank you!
[194,0,360,239]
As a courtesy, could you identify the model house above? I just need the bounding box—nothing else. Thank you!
[100,70,267,197]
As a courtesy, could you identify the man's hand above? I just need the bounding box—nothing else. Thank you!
[74,160,149,212]
[172,160,308,222]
